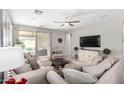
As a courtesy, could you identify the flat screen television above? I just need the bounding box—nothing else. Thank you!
[80,35,101,47]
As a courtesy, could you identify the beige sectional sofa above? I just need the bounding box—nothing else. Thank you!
[2,50,124,84]
[46,59,124,84]
[5,58,122,84]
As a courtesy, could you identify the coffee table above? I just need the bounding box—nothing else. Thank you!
[51,58,69,69]
[50,58,69,78]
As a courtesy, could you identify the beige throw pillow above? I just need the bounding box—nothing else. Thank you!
[14,64,32,74]
[92,56,102,65]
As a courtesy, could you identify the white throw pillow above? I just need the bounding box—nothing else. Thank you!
[14,64,32,74]
[82,56,117,78]
[62,69,97,84]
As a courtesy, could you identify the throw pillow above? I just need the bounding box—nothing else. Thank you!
[14,64,32,74]
[24,52,32,59]
[64,63,82,71]
[62,69,97,84]
[4,70,17,80]
[47,71,68,84]
[37,59,52,67]
[28,58,40,70]
[92,56,102,65]
[105,56,119,65]
[82,56,117,78]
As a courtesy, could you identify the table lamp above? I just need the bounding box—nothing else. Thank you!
[0,47,25,79]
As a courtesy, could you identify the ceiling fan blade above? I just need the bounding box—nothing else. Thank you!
[68,20,80,23]
[69,23,74,26]
[60,24,64,27]
[54,21,65,23]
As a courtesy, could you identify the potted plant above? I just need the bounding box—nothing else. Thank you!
[52,51,56,55]
[102,48,111,58]
[74,47,79,59]
[15,39,25,48]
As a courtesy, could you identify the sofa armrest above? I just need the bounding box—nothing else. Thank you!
[13,67,53,84]
[96,59,124,84]
[47,71,68,84]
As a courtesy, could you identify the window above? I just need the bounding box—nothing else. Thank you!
[19,31,36,55]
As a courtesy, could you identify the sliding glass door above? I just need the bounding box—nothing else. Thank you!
[18,31,51,59]
[36,32,51,59]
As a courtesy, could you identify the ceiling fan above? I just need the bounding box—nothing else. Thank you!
[54,20,80,27]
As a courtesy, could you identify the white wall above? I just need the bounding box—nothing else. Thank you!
[64,33,71,56]
[70,18,123,57]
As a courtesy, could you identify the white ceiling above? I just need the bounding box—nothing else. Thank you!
[9,9,124,31]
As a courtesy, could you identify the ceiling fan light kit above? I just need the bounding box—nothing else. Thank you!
[55,20,80,27]
[34,9,43,15]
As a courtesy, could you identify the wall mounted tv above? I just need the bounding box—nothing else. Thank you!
[80,35,101,47]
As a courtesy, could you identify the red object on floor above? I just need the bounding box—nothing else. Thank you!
[16,78,27,84]
[5,78,27,84]
[5,78,16,84]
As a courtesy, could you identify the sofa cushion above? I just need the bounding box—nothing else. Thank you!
[96,60,123,84]
[92,56,102,65]
[105,56,119,65]
[14,64,32,74]
[47,70,68,84]
[28,58,40,70]
[62,69,97,84]
[64,63,82,71]
[37,59,52,67]
[24,52,32,59]
[82,56,117,78]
